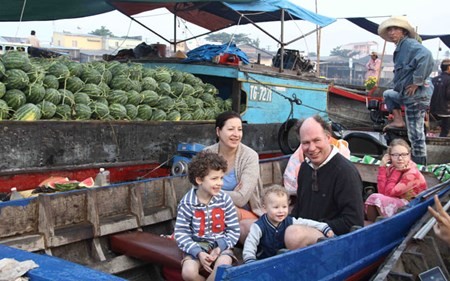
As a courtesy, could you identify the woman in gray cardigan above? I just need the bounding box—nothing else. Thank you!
[205,111,264,242]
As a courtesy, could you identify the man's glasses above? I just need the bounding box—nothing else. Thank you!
[312,169,318,192]
[390,153,410,159]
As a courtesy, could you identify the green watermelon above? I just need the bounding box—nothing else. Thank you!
[94,97,109,106]
[151,109,166,121]
[167,110,181,121]
[66,61,84,77]
[73,103,92,120]
[55,104,72,120]
[141,77,158,91]
[4,69,30,90]
[108,90,128,105]
[129,80,142,93]
[109,63,129,77]
[129,63,143,80]
[170,82,184,97]
[44,88,62,105]
[0,99,11,120]
[43,75,60,89]
[47,62,70,80]
[90,102,110,120]
[37,100,57,119]
[2,51,31,71]
[157,82,172,96]
[110,75,131,91]
[154,69,172,83]
[192,108,205,120]
[142,68,156,78]
[125,104,138,120]
[81,67,102,84]
[98,82,110,96]
[0,82,6,99]
[141,90,159,105]
[4,89,26,110]
[137,104,153,120]
[11,103,41,121]
[180,112,193,121]
[101,69,113,85]
[126,90,142,106]
[156,96,174,111]
[171,70,185,83]
[66,76,85,93]
[82,83,103,98]
[25,84,46,104]
[109,103,127,120]
[59,89,75,106]
[74,92,91,105]
[27,63,46,84]
[0,61,5,79]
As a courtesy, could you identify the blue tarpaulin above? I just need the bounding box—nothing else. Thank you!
[184,43,250,64]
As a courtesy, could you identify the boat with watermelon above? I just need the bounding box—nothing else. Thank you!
[0,0,338,193]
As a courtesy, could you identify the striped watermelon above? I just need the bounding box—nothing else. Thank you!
[44,88,62,105]
[11,103,41,121]
[109,103,127,120]
[4,69,30,90]
[55,104,72,120]
[66,76,85,93]
[25,84,46,104]
[37,100,57,119]
[151,109,166,121]
[125,104,138,120]
[74,92,91,105]
[4,89,26,110]
[90,102,110,120]
[107,90,128,105]
[73,104,92,120]
[0,82,5,99]
[43,75,60,89]
[136,104,152,120]
[0,99,10,120]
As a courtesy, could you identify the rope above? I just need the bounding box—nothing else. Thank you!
[136,156,174,180]
[15,0,28,37]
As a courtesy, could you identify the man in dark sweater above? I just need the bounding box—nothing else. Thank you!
[285,116,364,249]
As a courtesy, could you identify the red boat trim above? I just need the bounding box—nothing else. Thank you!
[329,85,383,103]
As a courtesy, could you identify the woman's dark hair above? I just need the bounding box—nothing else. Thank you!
[215,111,242,142]
[188,151,227,186]
[215,111,242,130]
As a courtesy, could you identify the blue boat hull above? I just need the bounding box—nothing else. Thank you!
[215,183,450,281]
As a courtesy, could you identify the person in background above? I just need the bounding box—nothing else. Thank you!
[430,59,450,137]
[378,16,434,165]
[243,185,333,263]
[27,30,40,47]
[428,195,450,245]
[174,151,239,281]
[285,115,364,249]
[365,139,427,223]
[204,111,263,243]
[365,51,382,80]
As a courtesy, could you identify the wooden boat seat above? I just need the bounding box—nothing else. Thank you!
[110,231,183,269]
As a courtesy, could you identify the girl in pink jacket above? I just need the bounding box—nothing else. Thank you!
[365,139,427,222]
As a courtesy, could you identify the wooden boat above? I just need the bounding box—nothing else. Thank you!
[1,155,448,280]
[372,185,450,280]
[0,0,335,192]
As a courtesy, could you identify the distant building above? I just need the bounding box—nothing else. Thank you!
[238,44,274,66]
[341,41,379,59]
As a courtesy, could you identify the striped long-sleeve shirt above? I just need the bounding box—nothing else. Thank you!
[174,188,240,258]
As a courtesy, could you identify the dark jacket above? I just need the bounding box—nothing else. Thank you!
[291,153,364,235]
[430,72,450,116]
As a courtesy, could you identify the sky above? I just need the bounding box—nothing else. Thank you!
[0,0,449,59]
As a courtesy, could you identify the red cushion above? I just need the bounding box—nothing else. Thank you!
[110,232,183,269]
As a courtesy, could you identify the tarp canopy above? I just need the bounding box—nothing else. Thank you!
[0,0,335,31]
[347,17,450,49]
[110,0,335,31]
[0,0,115,22]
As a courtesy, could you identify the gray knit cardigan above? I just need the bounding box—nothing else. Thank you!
[205,143,264,217]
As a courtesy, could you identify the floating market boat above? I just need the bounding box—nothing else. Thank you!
[1,155,448,280]
[0,0,336,192]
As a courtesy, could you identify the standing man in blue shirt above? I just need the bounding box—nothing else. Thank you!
[379,16,434,165]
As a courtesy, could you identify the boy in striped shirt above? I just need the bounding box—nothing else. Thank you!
[175,151,240,281]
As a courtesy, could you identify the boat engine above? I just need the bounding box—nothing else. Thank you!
[171,143,205,176]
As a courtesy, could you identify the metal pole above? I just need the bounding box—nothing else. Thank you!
[315,0,320,77]
[280,9,285,73]
[174,13,177,53]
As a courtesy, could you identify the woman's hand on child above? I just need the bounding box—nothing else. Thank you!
[326,230,334,238]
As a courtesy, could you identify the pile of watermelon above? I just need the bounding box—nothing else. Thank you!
[0,51,232,121]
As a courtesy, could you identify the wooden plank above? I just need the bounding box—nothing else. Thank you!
[260,162,274,186]
[142,207,173,226]
[0,199,38,237]
[99,214,138,236]
[91,254,147,275]
[0,234,45,252]
[48,222,94,247]
[87,188,100,236]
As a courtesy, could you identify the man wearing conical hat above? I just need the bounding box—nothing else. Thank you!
[379,16,434,165]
